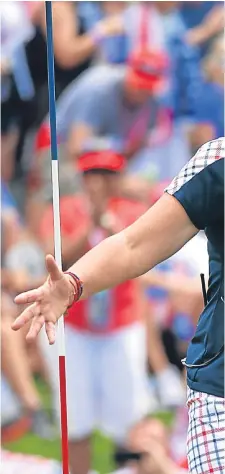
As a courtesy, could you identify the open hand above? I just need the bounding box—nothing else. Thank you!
[12,255,73,345]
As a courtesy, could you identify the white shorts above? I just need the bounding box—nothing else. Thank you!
[39,322,150,442]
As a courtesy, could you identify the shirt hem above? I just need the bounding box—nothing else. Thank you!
[187,377,224,399]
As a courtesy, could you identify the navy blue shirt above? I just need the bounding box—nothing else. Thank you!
[165,138,224,398]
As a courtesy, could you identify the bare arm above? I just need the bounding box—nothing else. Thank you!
[70,193,198,299]
[1,293,41,410]
[12,140,222,346]
[39,1,97,68]
[186,5,224,46]
[39,1,124,69]
[12,193,198,344]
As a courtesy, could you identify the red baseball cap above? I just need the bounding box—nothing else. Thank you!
[126,48,169,93]
[77,150,126,173]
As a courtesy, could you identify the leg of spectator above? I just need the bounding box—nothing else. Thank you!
[147,312,170,373]
[147,314,186,408]
[101,322,152,444]
[1,297,41,412]
[68,437,91,474]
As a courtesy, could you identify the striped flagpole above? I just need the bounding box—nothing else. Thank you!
[45,3,69,473]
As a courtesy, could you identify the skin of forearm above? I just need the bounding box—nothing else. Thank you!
[202,6,224,32]
[53,34,97,69]
[194,6,224,42]
[68,195,197,299]
[1,323,40,409]
[39,2,97,69]
[69,231,138,299]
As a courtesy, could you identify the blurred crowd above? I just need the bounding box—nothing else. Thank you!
[1,1,224,474]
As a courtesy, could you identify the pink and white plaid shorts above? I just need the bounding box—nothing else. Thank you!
[187,388,225,474]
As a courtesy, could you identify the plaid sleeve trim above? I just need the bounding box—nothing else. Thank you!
[165,137,225,195]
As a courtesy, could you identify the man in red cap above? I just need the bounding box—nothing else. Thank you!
[38,150,153,474]
[27,49,173,235]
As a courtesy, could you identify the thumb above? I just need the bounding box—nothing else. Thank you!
[45,254,63,282]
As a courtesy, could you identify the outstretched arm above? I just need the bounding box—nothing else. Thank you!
[71,193,197,299]
[12,193,197,344]
[12,139,224,344]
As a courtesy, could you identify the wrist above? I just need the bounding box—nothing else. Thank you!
[64,274,75,307]
[64,272,83,309]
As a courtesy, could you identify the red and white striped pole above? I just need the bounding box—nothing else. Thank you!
[45,2,69,473]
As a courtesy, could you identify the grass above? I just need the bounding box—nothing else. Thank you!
[3,377,115,473]
[4,432,115,473]
[3,377,173,473]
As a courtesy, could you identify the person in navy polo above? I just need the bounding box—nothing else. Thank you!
[13,137,224,474]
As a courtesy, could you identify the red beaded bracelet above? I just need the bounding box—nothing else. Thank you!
[64,272,83,309]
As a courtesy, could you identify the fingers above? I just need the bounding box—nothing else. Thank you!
[14,288,43,305]
[11,304,37,331]
[45,321,56,345]
[45,254,63,282]
[26,315,45,342]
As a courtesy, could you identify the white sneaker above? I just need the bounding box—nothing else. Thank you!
[156,365,186,409]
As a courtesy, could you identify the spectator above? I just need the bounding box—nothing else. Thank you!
[39,151,151,474]
[1,292,53,439]
[2,3,223,472]
[114,418,188,473]
[1,1,126,179]
[120,2,216,156]
[123,2,202,120]
[24,1,127,126]
[27,51,174,234]
[1,1,37,177]
[38,150,184,474]
[1,184,54,439]
[36,1,126,69]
